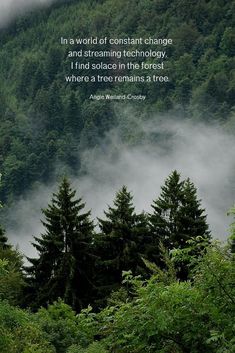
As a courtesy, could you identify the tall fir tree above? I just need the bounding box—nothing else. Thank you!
[228,206,235,254]
[25,178,94,311]
[96,186,149,300]
[149,171,210,256]
[0,226,10,249]
[0,176,24,302]
[0,175,10,250]
[64,91,83,134]
[178,178,210,247]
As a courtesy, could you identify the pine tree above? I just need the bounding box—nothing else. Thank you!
[64,92,83,133]
[96,186,148,298]
[150,170,210,253]
[25,178,94,311]
[47,82,64,131]
[0,226,10,249]
[150,170,184,251]
[228,206,235,254]
[0,175,10,250]
[231,235,235,254]
[178,178,210,246]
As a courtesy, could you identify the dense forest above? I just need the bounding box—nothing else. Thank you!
[0,0,235,352]
[1,172,235,352]
[0,0,235,204]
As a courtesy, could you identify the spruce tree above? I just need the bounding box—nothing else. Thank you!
[65,92,83,133]
[149,170,210,254]
[0,226,11,249]
[178,178,210,247]
[228,206,235,254]
[0,177,10,249]
[96,186,148,298]
[25,178,94,311]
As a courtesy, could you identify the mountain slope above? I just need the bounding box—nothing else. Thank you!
[0,0,234,202]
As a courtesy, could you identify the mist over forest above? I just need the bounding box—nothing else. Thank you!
[6,117,235,258]
[0,0,234,247]
[0,0,56,28]
[0,1,235,353]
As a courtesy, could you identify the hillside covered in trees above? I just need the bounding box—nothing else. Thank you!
[0,0,235,352]
[1,173,235,352]
[0,0,235,204]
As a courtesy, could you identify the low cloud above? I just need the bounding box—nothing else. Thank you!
[0,0,55,28]
[76,118,235,238]
[6,117,235,258]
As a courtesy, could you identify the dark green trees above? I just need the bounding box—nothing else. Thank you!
[0,227,10,249]
[96,186,148,295]
[150,171,210,252]
[65,92,83,134]
[0,177,10,249]
[179,178,210,244]
[1,0,235,204]
[25,178,94,311]
[24,173,211,309]
[228,206,235,254]
[0,224,24,304]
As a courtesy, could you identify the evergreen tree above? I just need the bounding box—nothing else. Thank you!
[25,178,94,311]
[64,92,83,134]
[178,178,210,246]
[47,82,64,131]
[31,65,47,98]
[149,171,210,254]
[0,243,25,305]
[0,226,10,249]
[96,186,148,299]
[150,170,184,252]
[231,235,235,255]
[228,206,235,254]
[0,175,10,250]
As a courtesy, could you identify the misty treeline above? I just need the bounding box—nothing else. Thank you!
[0,0,235,352]
[0,0,235,206]
[0,170,235,353]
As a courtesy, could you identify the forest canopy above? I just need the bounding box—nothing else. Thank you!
[0,1,234,350]
[0,174,234,353]
[0,0,234,204]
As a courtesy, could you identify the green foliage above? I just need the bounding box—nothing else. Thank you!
[36,300,80,353]
[0,246,25,305]
[1,226,235,353]
[0,176,24,304]
[0,226,9,249]
[193,242,235,311]
[0,259,8,277]
[96,186,149,303]
[227,205,235,253]
[142,243,177,285]
[0,175,9,249]
[93,242,235,353]
[0,300,55,353]
[75,306,99,348]
[25,177,95,311]
[149,171,210,279]
[0,0,234,203]
[67,342,107,353]
[36,300,99,353]
[0,1,234,351]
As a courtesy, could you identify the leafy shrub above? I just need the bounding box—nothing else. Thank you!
[67,342,107,353]
[36,300,98,353]
[0,300,54,353]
